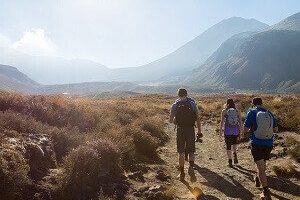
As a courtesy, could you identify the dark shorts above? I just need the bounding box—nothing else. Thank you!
[224,135,238,150]
[251,144,273,162]
[177,126,195,153]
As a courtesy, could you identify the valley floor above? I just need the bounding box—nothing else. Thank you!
[128,123,300,200]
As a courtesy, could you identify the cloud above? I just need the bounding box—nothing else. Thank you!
[11,29,57,56]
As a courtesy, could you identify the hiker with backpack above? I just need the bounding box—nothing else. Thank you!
[169,88,202,181]
[244,97,278,200]
[219,98,243,167]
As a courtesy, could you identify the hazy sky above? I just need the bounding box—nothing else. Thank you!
[0,0,299,68]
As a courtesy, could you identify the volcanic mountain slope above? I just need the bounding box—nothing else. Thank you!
[185,12,300,93]
[110,17,268,82]
[0,64,40,93]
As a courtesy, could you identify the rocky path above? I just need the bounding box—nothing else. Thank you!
[158,123,300,200]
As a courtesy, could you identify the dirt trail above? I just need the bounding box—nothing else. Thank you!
[158,123,300,200]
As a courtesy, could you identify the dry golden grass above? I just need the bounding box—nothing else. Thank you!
[192,94,300,133]
[272,164,300,178]
[0,92,299,200]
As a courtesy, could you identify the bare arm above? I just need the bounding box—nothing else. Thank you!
[169,112,175,124]
[238,110,244,137]
[219,110,225,136]
[195,107,202,135]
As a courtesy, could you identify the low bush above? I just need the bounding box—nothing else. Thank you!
[133,130,160,162]
[59,139,128,200]
[136,116,168,144]
[50,128,85,162]
[273,164,300,178]
[288,143,300,162]
[0,148,31,200]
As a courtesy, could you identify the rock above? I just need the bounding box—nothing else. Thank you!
[24,135,57,181]
[155,170,170,182]
[134,186,150,197]
[148,185,162,193]
[127,171,144,182]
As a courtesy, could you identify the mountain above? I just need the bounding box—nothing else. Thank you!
[109,17,269,82]
[0,17,268,84]
[269,12,300,31]
[0,64,40,93]
[0,48,110,84]
[185,13,300,93]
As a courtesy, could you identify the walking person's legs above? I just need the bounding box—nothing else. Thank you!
[256,160,271,199]
[177,127,186,180]
[232,144,238,164]
[225,136,233,166]
[178,153,185,178]
[251,144,272,199]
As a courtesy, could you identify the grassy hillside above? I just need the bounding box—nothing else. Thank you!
[0,92,299,200]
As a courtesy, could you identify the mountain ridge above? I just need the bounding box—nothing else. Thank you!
[185,13,300,93]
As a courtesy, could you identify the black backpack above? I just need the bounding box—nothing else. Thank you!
[175,101,197,127]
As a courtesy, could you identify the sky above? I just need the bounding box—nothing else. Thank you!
[0,0,299,68]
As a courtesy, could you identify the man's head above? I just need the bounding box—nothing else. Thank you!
[252,97,263,106]
[177,88,188,98]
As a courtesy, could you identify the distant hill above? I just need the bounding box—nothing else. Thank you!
[0,64,40,93]
[109,17,268,82]
[0,17,268,84]
[185,13,300,93]
[0,48,110,84]
[39,81,139,95]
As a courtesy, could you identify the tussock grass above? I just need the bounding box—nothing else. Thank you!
[0,91,298,199]
[0,92,169,199]
[273,164,300,178]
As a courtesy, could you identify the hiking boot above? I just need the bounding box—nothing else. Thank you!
[255,176,261,187]
[228,159,233,167]
[260,188,271,200]
[195,134,203,142]
[177,171,185,180]
[188,166,197,182]
[233,152,238,164]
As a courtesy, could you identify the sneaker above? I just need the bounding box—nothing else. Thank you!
[195,134,203,142]
[228,159,233,167]
[255,176,261,188]
[177,171,185,180]
[260,189,271,200]
[188,166,197,182]
[233,153,238,164]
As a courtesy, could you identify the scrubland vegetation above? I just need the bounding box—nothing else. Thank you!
[0,92,168,200]
[0,92,299,199]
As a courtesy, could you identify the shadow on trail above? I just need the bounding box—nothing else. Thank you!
[232,165,300,197]
[232,165,255,182]
[193,164,254,200]
[180,180,220,200]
